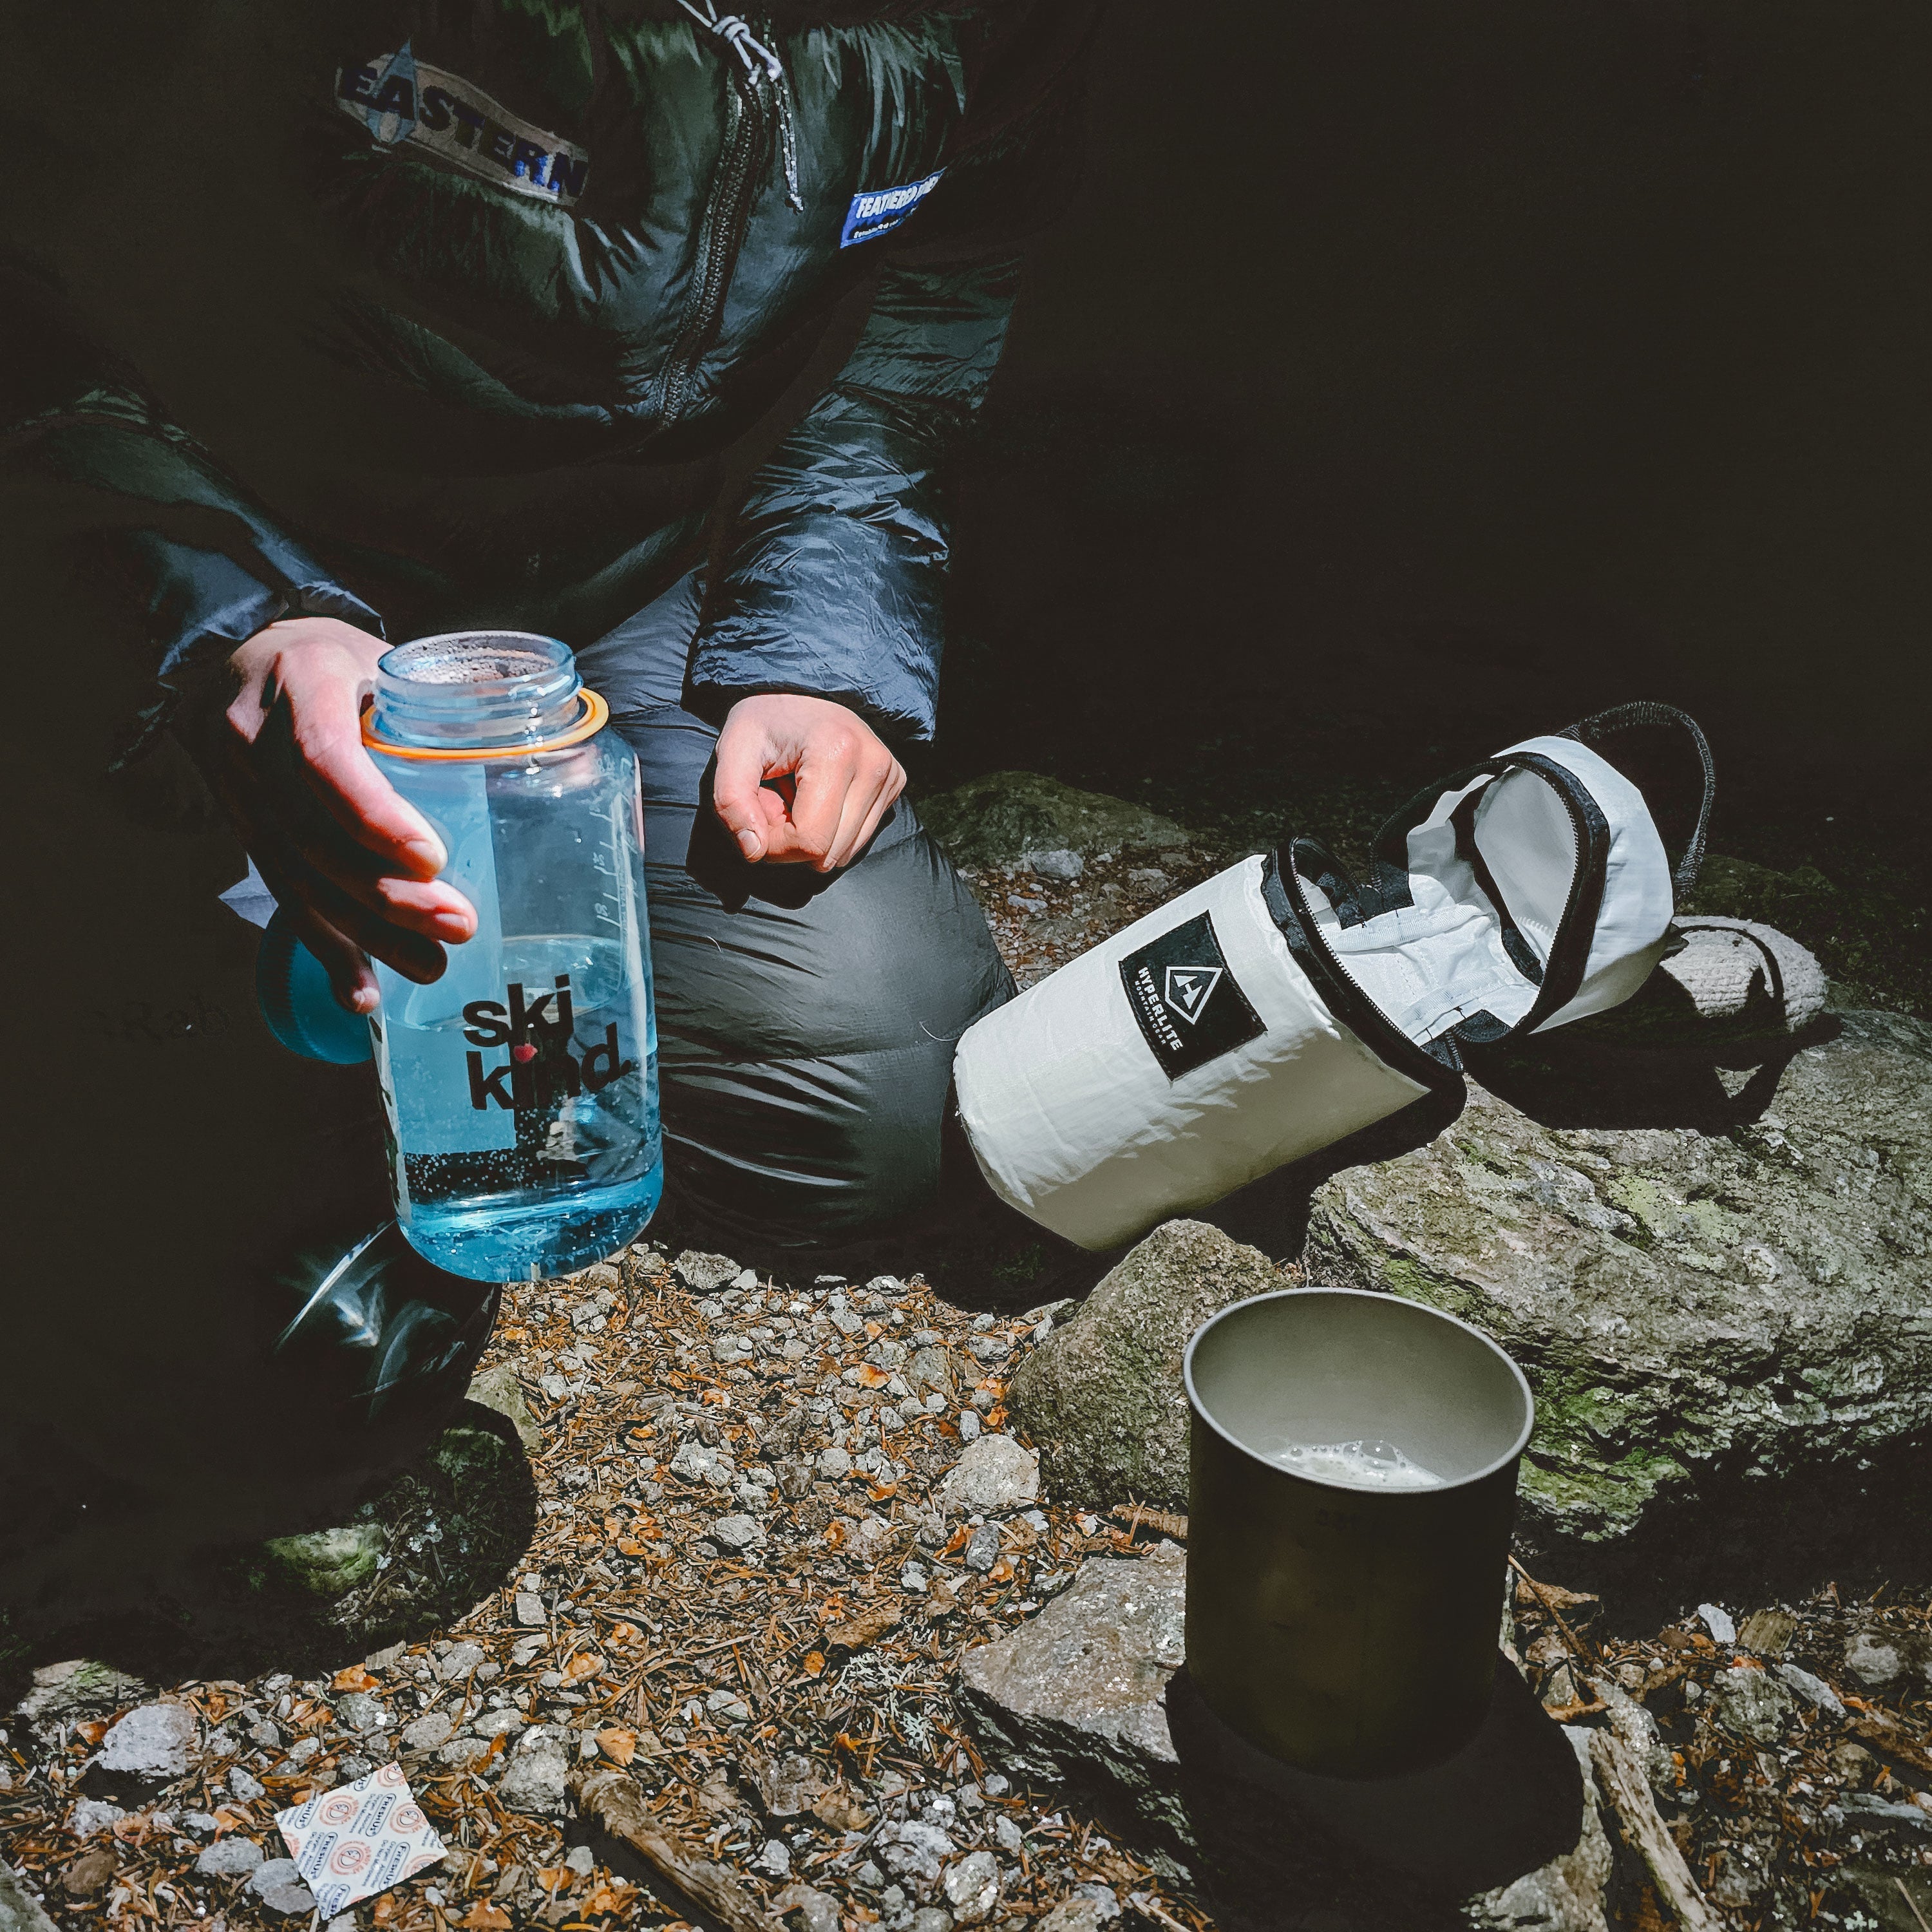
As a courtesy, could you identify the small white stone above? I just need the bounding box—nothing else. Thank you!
[247,1859,317,1917]
[69,1798,126,1837]
[97,1703,198,1785]
[1698,1604,1737,1645]
[708,1513,768,1552]
[196,1837,264,1879]
[942,1849,1000,1924]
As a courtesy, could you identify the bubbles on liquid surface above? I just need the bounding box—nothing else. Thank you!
[1263,1438,1445,1490]
[386,637,558,684]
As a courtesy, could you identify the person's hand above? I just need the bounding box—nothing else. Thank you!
[188,618,477,1011]
[712,694,905,871]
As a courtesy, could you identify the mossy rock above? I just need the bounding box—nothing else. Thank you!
[1009,1220,1286,1512]
[259,1524,386,1598]
[1302,1010,1932,1595]
[916,772,1190,869]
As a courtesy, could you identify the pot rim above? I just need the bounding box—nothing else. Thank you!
[1182,1285,1536,1495]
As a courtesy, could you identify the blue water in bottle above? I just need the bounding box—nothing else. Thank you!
[358,632,661,1280]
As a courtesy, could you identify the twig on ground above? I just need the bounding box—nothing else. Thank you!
[1588,1730,1722,1932]
[1110,1504,1187,1542]
[1510,1556,1599,1668]
[572,1766,775,1932]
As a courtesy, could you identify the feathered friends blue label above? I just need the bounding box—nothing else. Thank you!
[840,169,945,248]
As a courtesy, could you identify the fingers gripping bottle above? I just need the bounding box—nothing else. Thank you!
[356,632,659,1280]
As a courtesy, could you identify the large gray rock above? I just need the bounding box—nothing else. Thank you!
[958,1543,1190,1847]
[1009,1221,1284,1513]
[958,1546,1611,1931]
[1303,1010,1932,1565]
[917,773,1188,869]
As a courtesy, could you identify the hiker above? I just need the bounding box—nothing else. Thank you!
[0,3,1097,1572]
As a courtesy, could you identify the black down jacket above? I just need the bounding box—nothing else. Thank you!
[0,1,1099,746]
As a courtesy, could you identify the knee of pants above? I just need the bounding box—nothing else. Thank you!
[647,810,1012,1245]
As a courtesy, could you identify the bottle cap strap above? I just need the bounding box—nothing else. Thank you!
[362,687,611,761]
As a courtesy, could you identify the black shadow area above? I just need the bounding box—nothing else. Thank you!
[1164,1660,1585,1930]
[1461,1013,1838,1135]
[0,1404,538,1707]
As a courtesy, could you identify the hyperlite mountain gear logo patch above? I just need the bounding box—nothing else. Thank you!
[840,169,945,247]
[336,44,591,207]
[1162,964,1223,1023]
[1120,912,1266,1081]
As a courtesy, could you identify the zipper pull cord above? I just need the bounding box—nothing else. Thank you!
[768,58,802,213]
[674,0,802,210]
[674,0,781,81]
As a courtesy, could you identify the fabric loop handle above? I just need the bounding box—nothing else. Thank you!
[1557,699,1716,895]
[362,687,611,761]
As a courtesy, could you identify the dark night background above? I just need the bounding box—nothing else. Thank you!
[927,0,1930,1010]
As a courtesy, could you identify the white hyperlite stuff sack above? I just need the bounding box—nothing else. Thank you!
[954,703,1714,1251]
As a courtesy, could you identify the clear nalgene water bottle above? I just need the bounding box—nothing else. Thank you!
[361,632,661,1280]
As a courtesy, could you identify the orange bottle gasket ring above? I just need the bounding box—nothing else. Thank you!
[361,687,611,761]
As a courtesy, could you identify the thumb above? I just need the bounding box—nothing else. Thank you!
[712,718,772,860]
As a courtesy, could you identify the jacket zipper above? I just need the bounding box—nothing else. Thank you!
[659,62,771,428]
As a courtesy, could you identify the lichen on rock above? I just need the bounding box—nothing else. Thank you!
[1302,1009,1932,1575]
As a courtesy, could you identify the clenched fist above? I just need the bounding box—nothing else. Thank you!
[711,693,905,872]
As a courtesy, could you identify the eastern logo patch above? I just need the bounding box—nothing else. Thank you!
[840,169,945,247]
[1120,912,1266,1081]
[336,43,591,207]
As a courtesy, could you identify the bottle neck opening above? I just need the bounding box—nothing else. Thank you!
[370,632,583,750]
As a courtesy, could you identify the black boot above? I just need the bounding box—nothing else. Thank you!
[264,1222,502,1499]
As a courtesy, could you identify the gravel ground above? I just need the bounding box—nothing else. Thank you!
[960,849,1225,993]
[0,1248,1200,1932]
[4,857,1930,1932]
[1510,1576,1932,1929]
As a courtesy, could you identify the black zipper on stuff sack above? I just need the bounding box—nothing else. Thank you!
[1492,753,1612,1035]
[1367,747,1612,1045]
[1260,847,1467,1096]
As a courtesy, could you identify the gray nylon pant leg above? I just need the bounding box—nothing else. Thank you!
[576,572,1014,1252]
